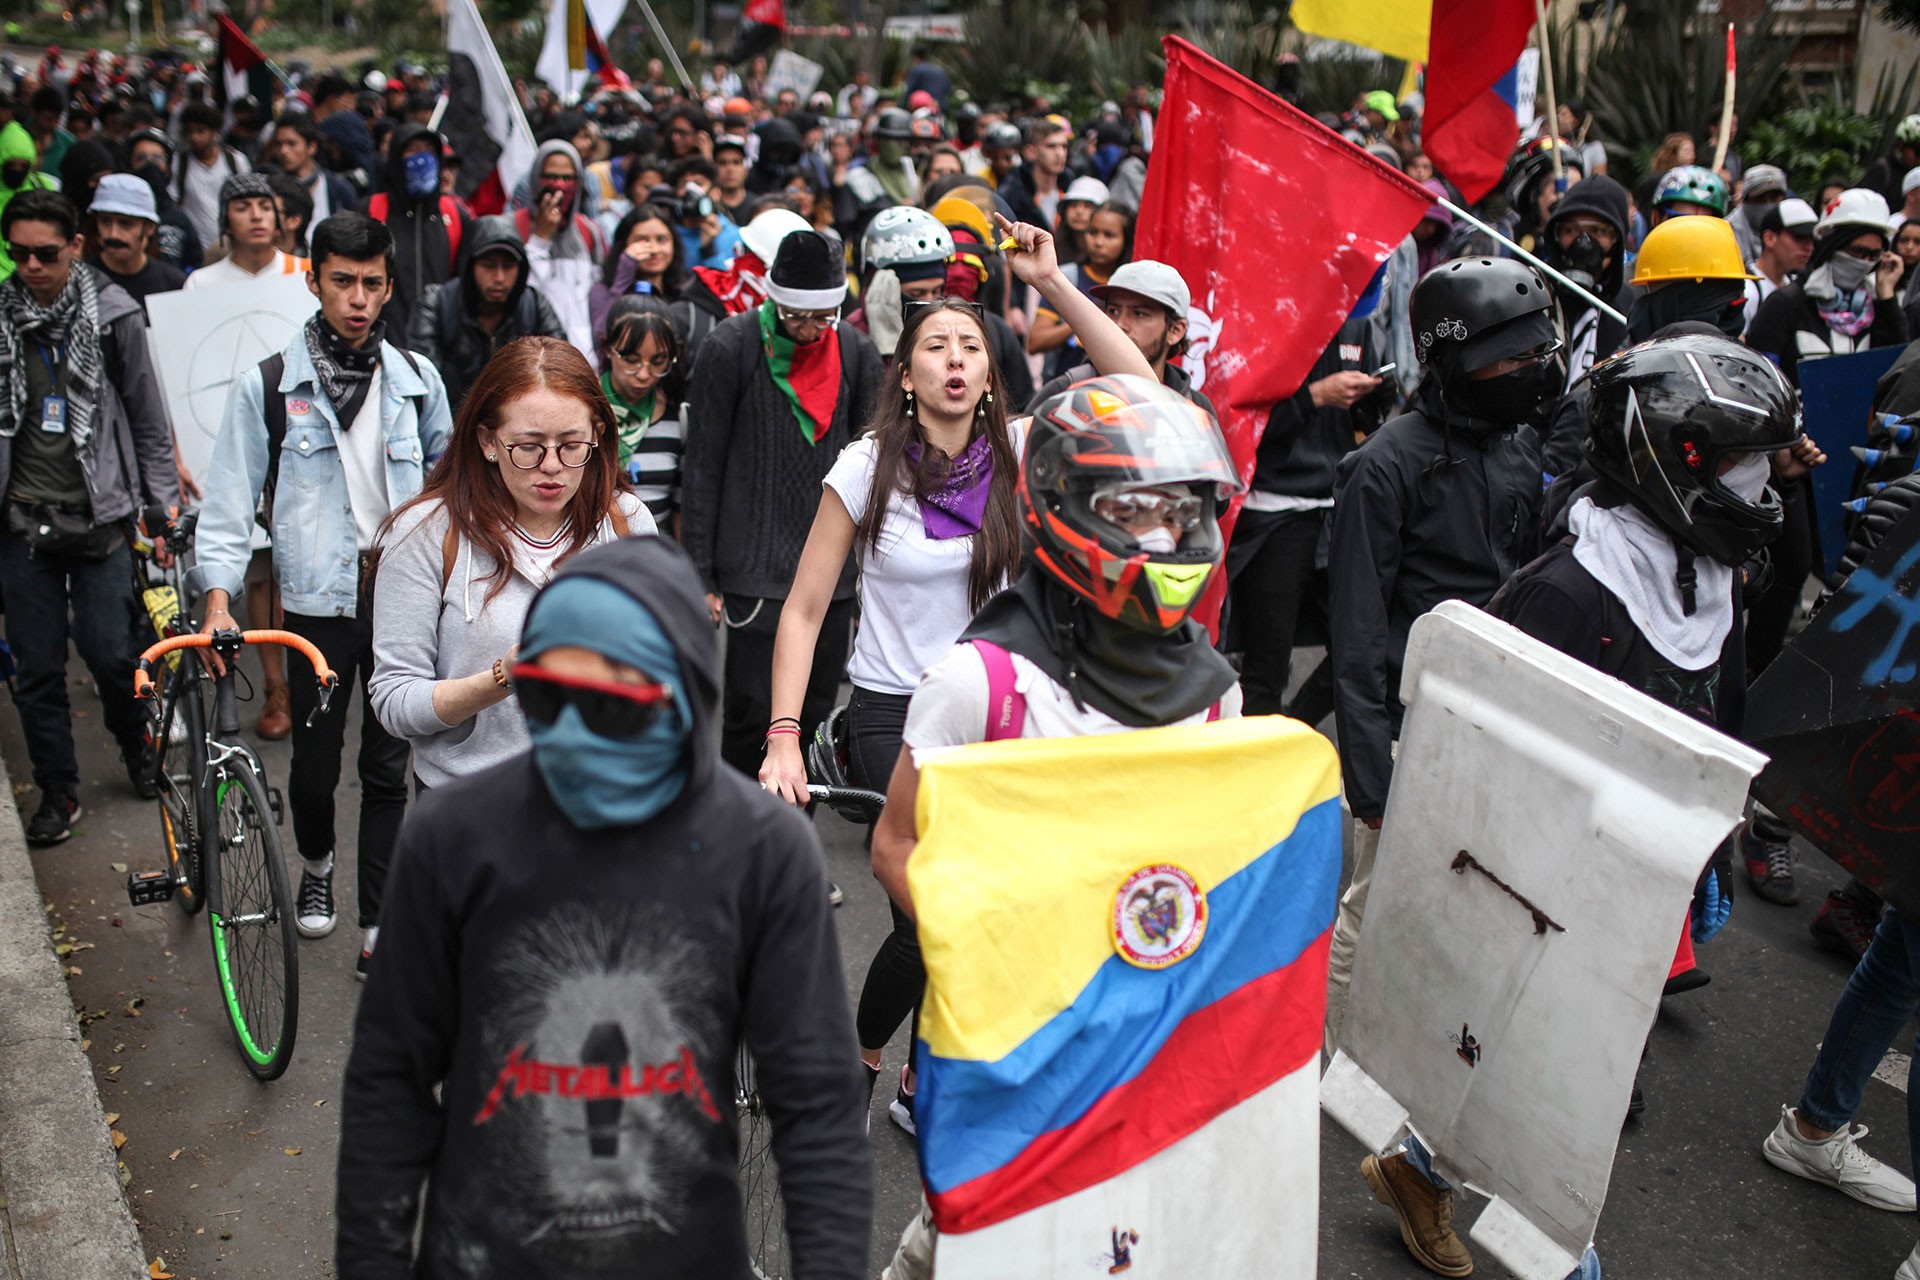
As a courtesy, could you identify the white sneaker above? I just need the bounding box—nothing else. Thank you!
[295,870,337,939]
[1764,1105,1918,1212]
[1896,1242,1920,1280]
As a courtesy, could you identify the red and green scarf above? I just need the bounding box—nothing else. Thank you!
[758,300,842,446]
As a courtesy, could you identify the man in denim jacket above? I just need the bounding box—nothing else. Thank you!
[197,212,452,979]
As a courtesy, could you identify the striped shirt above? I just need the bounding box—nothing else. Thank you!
[622,412,685,523]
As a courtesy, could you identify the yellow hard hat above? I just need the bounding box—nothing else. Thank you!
[1630,216,1760,286]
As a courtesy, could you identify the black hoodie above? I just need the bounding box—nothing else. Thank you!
[745,117,802,196]
[337,536,871,1280]
[407,214,567,410]
[1538,175,1631,478]
[370,122,470,344]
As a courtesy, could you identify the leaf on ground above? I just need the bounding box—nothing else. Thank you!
[168,1149,183,1161]
[111,1128,128,1150]
[65,966,83,977]
[219,1231,232,1241]
[103,1112,119,1125]
[313,1099,326,1107]
[117,1161,131,1187]
[110,863,127,873]
[282,1147,302,1156]
[148,1259,174,1279]
[124,997,144,1017]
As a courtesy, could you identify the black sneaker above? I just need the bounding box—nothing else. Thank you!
[295,870,337,939]
[122,741,158,802]
[1742,820,1800,906]
[25,792,82,845]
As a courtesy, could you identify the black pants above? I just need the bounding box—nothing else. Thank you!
[1227,508,1329,717]
[282,610,411,928]
[719,593,853,778]
[846,686,922,1053]
[0,535,148,793]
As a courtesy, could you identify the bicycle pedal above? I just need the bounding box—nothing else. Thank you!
[267,786,285,826]
[126,869,173,906]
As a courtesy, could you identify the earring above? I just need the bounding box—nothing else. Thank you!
[486,452,497,461]
[985,386,993,404]
[904,389,915,415]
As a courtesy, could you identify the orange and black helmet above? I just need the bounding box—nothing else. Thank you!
[1020,374,1243,634]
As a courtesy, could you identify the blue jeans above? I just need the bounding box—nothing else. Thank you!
[1798,907,1920,1184]
[1405,1135,1603,1279]
[0,533,148,794]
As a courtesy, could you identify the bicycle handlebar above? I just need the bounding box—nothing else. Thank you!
[807,785,888,819]
[134,629,339,721]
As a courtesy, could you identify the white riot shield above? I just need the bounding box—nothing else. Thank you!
[1321,601,1765,1280]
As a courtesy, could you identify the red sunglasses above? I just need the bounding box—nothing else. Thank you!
[511,663,675,738]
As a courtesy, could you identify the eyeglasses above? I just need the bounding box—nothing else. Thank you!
[775,305,840,329]
[611,350,674,374]
[502,440,597,469]
[8,242,62,265]
[1837,244,1884,263]
[1091,485,1207,535]
[512,663,675,738]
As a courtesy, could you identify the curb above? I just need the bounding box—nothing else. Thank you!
[0,750,146,1280]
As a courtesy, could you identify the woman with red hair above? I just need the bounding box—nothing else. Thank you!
[370,337,656,796]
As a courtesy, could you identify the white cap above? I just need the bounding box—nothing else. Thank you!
[1768,197,1818,233]
[1061,176,1110,206]
[1904,168,1920,197]
[89,172,158,223]
[1816,188,1896,239]
[1090,259,1191,317]
[738,207,811,266]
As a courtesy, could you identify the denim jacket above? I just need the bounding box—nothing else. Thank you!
[197,333,452,617]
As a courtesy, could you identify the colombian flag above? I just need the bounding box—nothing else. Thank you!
[908,718,1341,1275]
[1293,0,1534,201]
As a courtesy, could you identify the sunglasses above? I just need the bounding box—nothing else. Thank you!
[512,663,675,738]
[774,305,840,328]
[9,242,63,265]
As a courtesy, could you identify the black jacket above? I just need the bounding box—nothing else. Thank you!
[681,311,883,599]
[1029,357,1214,420]
[998,161,1075,232]
[1745,282,1910,388]
[336,536,871,1280]
[407,214,568,411]
[1329,390,1543,817]
[1248,317,1377,500]
[370,123,472,344]
[1490,537,1745,735]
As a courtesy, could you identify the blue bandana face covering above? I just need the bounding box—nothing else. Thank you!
[403,149,441,199]
[520,578,694,830]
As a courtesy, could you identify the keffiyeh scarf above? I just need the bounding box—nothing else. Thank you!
[0,263,102,447]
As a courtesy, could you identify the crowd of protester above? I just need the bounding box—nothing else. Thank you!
[4,31,1920,1280]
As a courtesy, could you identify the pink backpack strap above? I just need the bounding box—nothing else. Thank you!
[970,640,1026,742]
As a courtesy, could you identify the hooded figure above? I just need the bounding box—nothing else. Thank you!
[0,121,55,280]
[318,106,377,193]
[406,214,568,410]
[369,122,468,343]
[1537,175,1631,477]
[745,115,802,196]
[514,138,604,362]
[336,536,872,1278]
[56,138,113,209]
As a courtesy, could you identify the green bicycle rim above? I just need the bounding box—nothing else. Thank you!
[209,778,280,1068]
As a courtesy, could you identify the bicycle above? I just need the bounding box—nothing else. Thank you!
[125,515,338,1081]
[735,714,886,1280]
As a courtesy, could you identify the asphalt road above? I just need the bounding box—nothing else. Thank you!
[6,657,1918,1279]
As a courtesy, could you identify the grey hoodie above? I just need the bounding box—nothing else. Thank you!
[367,492,655,787]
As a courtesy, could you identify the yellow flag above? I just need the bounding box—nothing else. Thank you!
[1292,0,1432,64]
[565,0,587,72]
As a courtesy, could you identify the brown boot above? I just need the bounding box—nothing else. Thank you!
[256,679,292,740]
[1361,1151,1474,1277]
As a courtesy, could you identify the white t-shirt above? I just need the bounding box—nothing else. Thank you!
[825,434,1009,697]
[177,149,247,254]
[338,368,391,550]
[184,249,307,291]
[904,641,1243,760]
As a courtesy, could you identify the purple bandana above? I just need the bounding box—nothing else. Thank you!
[905,433,993,540]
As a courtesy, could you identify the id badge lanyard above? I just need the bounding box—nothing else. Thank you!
[36,339,68,434]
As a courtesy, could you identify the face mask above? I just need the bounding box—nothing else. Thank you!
[1827,251,1874,295]
[133,160,167,189]
[403,149,439,198]
[1,163,28,189]
[1459,354,1564,425]
[527,702,688,829]
[1560,232,1608,290]
[541,176,579,207]
[1722,452,1772,504]
[1134,527,1179,555]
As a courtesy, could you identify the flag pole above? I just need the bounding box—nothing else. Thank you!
[1532,0,1565,192]
[1438,194,1629,326]
[633,0,696,93]
[1711,24,1736,174]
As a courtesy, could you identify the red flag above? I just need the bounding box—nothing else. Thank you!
[744,0,785,27]
[1422,0,1534,202]
[1135,37,1432,635]
[215,13,270,106]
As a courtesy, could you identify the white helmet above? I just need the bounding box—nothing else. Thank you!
[1815,188,1896,240]
[861,205,954,274]
[738,207,811,267]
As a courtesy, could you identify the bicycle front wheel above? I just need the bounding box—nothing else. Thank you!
[206,763,299,1081]
[735,1046,789,1280]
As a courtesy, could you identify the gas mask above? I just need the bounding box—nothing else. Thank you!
[1558,232,1608,292]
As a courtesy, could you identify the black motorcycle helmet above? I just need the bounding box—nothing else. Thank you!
[873,107,914,141]
[1582,332,1801,574]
